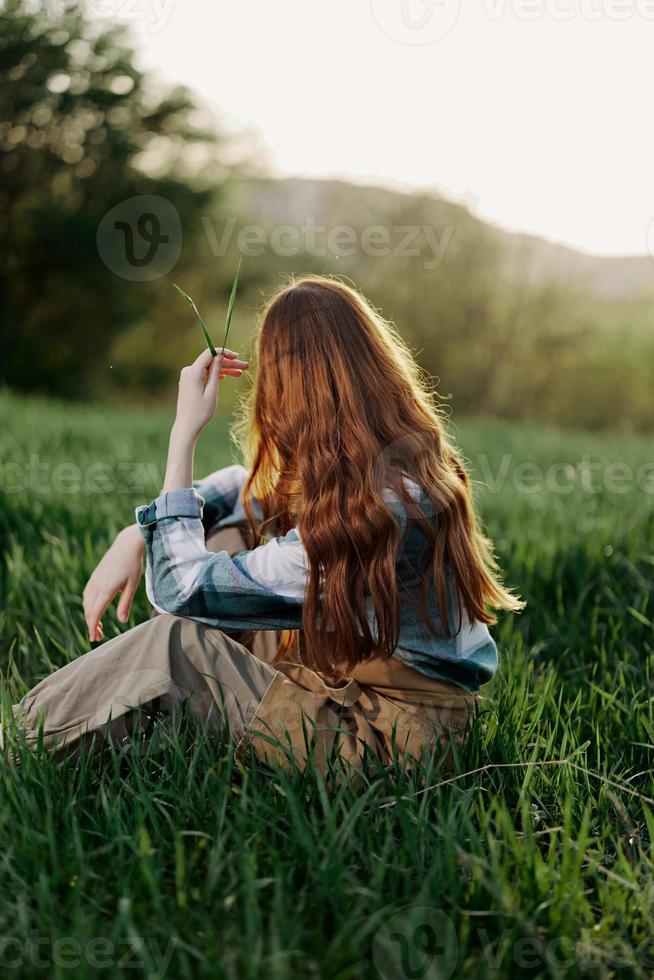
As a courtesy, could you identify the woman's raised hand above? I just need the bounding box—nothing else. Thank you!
[173,347,248,443]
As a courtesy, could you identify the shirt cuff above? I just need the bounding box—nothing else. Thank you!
[135,488,205,530]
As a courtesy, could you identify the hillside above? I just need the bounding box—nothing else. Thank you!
[232,175,654,301]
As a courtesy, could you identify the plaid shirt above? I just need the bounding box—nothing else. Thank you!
[135,465,498,692]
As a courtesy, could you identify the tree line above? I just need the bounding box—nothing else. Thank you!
[2,0,652,431]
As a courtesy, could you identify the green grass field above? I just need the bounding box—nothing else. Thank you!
[1,388,653,978]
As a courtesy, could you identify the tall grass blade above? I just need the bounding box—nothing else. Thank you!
[221,258,242,355]
[173,283,217,357]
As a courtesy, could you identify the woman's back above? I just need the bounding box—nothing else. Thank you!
[191,464,497,692]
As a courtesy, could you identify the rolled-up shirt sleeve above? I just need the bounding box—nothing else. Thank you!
[192,463,258,535]
[135,488,306,630]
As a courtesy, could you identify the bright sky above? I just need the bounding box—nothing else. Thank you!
[113,0,654,256]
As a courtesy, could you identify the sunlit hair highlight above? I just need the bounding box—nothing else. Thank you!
[232,275,523,676]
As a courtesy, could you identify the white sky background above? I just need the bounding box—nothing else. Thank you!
[111,0,654,256]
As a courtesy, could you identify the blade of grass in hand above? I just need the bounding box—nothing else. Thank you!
[221,258,242,355]
[173,283,217,356]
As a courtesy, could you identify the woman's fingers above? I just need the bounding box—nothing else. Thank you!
[203,352,222,404]
[190,349,248,373]
[191,348,215,373]
[189,351,247,388]
[85,582,136,639]
[83,587,98,640]
[218,357,248,380]
[86,598,108,641]
[85,601,101,642]
[116,580,137,623]
[85,588,116,641]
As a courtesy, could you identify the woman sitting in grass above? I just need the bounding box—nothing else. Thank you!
[5,276,522,772]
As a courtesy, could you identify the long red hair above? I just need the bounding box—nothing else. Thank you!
[233,275,522,674]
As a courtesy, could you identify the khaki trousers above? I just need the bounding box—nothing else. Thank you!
[9,528,479,772]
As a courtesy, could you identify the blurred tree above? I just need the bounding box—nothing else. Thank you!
[1,0,651,429]
[0,0,226,397]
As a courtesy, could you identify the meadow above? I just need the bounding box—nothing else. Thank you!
[1,388,653,978]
